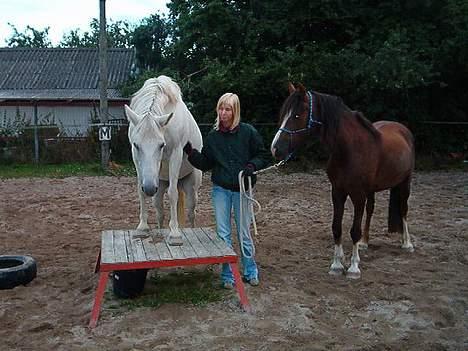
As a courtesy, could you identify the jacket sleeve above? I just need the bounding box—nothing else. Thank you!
[248,127,272,171]
[187,143,216,172]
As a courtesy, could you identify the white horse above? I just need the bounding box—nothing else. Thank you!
[124,75,202,246]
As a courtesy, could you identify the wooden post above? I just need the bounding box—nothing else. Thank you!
[99,0,110,170]
[33,103,39,163]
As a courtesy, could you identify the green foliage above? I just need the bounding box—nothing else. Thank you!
[6,0,468,157]
[59,19,134,48]
[6,23,51,47]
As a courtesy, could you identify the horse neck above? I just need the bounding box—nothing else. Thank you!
[328,112,380,158]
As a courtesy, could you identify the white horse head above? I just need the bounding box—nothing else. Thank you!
[125,105,173,196]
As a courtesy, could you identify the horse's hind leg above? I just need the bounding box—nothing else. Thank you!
[179,171,200,227]
[359,192,375,250]
[390,177,414,252]
[329,188,346,275]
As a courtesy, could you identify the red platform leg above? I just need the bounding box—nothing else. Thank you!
[89,271,110,328]
[230,262,251,312]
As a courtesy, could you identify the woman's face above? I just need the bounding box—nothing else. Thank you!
[218,103,234,128]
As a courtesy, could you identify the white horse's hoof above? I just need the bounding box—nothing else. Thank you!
[402,243,414,252]
[329,262,345,276]
[346,267,361,279]
[168,235,183,246]
[328,268,345,276]
[137,224,150,231]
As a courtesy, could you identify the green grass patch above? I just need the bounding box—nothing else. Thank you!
[0,162,136,178]
[117,269,226,311]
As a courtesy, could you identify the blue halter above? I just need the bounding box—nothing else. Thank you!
[279,91,322,136]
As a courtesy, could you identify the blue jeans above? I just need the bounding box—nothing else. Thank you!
[212,185,258,284]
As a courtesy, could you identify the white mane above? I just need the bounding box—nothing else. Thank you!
[130,75,182,116]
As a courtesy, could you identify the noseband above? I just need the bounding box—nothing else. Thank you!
[277,91,322,160]
[279,91,322,135]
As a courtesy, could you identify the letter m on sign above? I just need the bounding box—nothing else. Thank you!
[99,126,111,141]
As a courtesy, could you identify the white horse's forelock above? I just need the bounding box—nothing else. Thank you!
[130,75,181,116]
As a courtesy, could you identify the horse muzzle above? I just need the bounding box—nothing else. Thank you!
[141,181,158,197]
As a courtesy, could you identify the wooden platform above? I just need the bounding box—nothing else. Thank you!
[89,227,250,328]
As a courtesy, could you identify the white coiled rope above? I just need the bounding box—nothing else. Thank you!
[237,159,288,258]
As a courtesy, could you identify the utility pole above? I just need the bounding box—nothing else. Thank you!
[99,0,110,170]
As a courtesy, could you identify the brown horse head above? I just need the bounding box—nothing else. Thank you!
[271,83,323,161]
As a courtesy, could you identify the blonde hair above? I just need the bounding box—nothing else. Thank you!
[214,93,241,130]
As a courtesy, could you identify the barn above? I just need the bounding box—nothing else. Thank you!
[0,47,135,137]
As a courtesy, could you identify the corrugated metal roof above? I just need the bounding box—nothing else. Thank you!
[0,47,135,100]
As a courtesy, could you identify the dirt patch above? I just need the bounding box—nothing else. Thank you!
[0,170,466,350]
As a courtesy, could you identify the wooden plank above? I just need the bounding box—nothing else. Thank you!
[201,227,236,256]
[112,230,129,263]
[101,230,115,264]
[153,229,173,260]
[191,227,222,257]
[182,227,211,257]
[130,231,147,262]
[179,228,210,257]
[123,230,135,263]
[178,229,199,259]
[141,235,161,262]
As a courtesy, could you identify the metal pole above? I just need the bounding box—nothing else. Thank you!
[99,0,110,170]
[34,103,39,163]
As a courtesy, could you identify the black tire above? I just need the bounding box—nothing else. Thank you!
[0,255,37,289]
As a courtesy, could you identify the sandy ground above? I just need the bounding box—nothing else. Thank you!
[0,169,466,351]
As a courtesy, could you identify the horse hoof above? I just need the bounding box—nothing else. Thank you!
[358,242,368,250]
[402,244,414,253]
[346,271,361,279]
[328,268,344,276]
[137,224,150,231]
[168,235,183,246]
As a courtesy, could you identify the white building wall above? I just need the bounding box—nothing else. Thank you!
[0,104,126,136]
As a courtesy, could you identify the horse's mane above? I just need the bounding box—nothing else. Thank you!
[130,75,182,116]
[313,91,379,145]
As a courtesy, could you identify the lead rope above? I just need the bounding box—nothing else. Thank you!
[238,158,289,258]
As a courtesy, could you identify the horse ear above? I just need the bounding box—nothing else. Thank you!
[125,105,140,126]
[288,82,296,95]
[297,83,306,93]
[156,112,174,127]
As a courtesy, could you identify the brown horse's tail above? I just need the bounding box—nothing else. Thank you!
[178,190,185,227]
[388,187,403,233]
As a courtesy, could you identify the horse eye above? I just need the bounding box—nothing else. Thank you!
[133,142,139,151]
[295,114,300,119]
[160,143,165,149]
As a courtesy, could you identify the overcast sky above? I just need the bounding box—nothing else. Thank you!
[0,0,169,46]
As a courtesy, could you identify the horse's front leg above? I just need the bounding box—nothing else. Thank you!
[153,181,168,229]
[347,193,366,279]
[167,151,183,246]
[329,188,347,275]
[136,177,150,231]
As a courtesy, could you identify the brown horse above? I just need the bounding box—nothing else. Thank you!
[271,83,415,278]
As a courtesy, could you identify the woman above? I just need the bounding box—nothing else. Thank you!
[183,93,270,288]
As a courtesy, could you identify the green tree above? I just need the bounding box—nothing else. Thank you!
[6,24,51,47]
[132,14,170,70]
[60,19,134,48]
